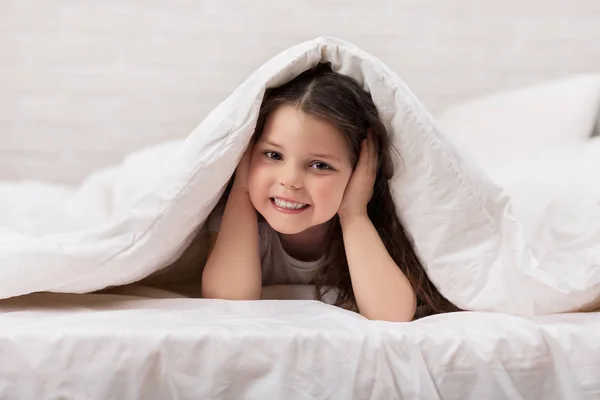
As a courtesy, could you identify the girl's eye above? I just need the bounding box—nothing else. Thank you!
[264,151,282,161]
[310,161,332,171]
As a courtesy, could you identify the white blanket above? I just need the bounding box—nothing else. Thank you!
[1,37,598,315]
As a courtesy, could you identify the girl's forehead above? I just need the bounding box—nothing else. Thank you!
[261,106,349,150]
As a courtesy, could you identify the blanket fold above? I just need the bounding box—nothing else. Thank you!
[1,37,598,315]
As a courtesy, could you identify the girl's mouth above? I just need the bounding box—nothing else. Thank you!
[270,197,310,214]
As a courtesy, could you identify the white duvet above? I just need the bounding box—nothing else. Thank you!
[0,36,599,316]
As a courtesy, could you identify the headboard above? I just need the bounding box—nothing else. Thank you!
[2,0,600,183]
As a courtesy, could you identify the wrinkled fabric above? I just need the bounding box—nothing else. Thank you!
[0,37,598,316]
[0,291,598,399]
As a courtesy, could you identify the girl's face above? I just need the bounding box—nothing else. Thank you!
[248,105,354,235]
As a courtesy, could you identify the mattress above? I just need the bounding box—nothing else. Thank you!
[1,288,598,399]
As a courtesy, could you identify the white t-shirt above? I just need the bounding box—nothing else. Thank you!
[208,205,428,317]
[207,205,327,286]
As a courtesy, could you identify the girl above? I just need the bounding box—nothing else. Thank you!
[201,63,458,322]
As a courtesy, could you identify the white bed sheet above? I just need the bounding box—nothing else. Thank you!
[1,289,598,400]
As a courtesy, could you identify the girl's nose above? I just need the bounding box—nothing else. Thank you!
[278,165,303,189]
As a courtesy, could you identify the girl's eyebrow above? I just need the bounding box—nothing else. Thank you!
[309,152,341,163]
[264,140,283,149]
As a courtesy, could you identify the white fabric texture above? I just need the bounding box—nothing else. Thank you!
[438,74,600,167]
[438,77,600,316]
[0,37,598,315]
[0,291,598,400]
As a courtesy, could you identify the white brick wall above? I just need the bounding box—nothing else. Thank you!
[2,0,600,183]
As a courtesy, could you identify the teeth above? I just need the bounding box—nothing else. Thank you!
[273,198,307,210]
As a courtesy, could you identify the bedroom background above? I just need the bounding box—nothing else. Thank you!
[1,4,599,398]
[1,0,600,185]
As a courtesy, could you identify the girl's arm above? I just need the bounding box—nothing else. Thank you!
[337,134,416,322]
[340,214,416,322]
[201,187,262,300]
[201,147,262,300]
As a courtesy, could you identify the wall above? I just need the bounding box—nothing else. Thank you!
[2,0,600,183]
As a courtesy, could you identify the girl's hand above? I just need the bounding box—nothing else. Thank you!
[338,132,378,220]
[233,144,254,193]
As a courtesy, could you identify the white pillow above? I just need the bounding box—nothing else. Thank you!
[437,74,600,167]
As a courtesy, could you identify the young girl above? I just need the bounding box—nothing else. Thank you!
[201,63,457,322]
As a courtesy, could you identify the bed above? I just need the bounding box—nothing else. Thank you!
[1,289,598,399]
[1,2,599,399]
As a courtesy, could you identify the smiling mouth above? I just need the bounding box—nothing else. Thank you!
[270,197,310,211]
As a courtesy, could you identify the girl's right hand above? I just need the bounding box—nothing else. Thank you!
[233,144,254,193]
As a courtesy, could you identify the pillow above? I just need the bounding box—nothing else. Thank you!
[437,74,600,167]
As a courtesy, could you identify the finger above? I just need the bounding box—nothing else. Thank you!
[366,132,374,165]
[240,149,249,164]
[240,145,254,169]
[357,138,368,170]
[366,132,377,177]
[372,138,378,175]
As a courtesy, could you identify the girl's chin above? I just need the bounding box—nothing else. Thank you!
[266,215,335,237]
[265,218,309,235]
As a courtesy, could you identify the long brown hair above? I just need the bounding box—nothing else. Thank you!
[252,63,459,317]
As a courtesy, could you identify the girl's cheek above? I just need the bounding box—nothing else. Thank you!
[248,163,269,188]
[314,178,346,203]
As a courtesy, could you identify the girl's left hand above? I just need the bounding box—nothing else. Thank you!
[338,132,378,220]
